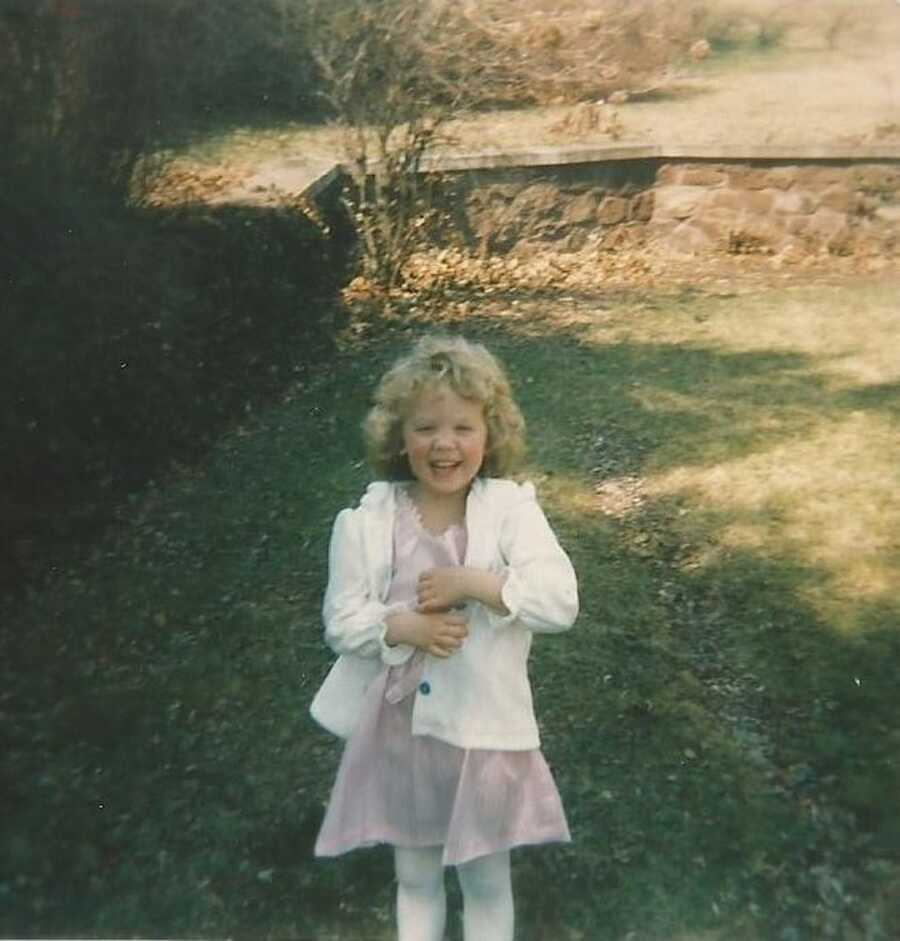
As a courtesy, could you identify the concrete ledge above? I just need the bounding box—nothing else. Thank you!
[650,144,900,162]
[417,144,661,171]
[302,163,343,201]
[417,143,900,173]
[307,144,900,198]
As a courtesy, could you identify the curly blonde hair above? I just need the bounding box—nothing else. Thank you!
[364,334,526,480]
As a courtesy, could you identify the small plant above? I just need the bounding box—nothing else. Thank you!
[824,6,854,51]
[727,227,771,255]
[550,100,624,140]
[755,11,788,51]
[699,4,788,56]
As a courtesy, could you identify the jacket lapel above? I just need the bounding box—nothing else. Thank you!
[361,482,395,600]
[464,478,492,569]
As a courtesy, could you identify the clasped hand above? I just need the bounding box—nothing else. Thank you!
[416,566,467,613]
[413,567,469,658]
[414,609,469,658]
[383,568,470,658]
[384,605,468,658]
[386,567,505,658]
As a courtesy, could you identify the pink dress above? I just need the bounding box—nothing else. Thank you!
[314,490,571,866]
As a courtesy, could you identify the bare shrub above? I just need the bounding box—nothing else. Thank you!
[308,0,466,289]
[433,0,709,106]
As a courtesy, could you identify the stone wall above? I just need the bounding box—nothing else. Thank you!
[443,160,657,256]
[651,161,900,258]
[424,150,900,259]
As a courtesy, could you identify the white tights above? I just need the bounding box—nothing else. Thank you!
[393,846,514,941]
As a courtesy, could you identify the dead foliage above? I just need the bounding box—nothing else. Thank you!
[139,160,256,208]
[550,101,625,140]
[432,0,707,106]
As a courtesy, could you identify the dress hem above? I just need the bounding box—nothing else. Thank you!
[315,829,572,867]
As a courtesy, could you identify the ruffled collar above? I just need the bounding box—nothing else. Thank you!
[397,485,466,540]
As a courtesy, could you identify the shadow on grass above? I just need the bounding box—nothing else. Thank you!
[837,380,900,424]
[1,187,351,593]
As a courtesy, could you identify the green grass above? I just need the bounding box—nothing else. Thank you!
[3,276,900,939]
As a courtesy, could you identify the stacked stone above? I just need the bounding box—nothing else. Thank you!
[437,157,899,258]
[463,177,656,255]
[650,162,900,258]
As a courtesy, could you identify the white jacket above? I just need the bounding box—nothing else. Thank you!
[309,477,578,750]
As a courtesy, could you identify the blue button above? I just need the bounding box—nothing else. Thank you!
[419,681,431,695]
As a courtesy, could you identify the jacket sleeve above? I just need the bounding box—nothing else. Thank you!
[321,508,414,665]
[491,483,579,633]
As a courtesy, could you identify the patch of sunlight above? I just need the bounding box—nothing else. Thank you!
[594,283,900,388]
[529,470,608,520]
[648,411,900,630]
[709,292,900,387]
[631,386,714,416]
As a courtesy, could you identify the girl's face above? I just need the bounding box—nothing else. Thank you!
[401,382,488,502]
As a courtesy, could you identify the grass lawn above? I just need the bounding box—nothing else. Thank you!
[2,274,899,939]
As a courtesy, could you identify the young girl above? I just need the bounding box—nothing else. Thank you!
[310,335,578,941]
